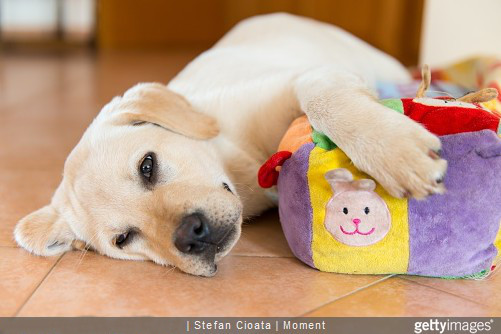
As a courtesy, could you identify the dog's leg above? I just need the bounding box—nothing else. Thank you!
[294,67,447,198]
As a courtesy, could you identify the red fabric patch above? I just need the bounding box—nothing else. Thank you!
[258,151,292,188]
[402,98,500,136]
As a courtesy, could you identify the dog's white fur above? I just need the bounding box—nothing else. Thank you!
[15,14,446,276]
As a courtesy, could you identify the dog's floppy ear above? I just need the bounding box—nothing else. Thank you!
[110,83,219,140]
[14,204,76,256]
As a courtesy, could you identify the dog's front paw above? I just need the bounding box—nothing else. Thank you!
[352,117,447,199]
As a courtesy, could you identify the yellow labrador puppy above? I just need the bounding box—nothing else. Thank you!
[15,14,446,276]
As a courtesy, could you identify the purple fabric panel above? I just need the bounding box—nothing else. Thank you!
[278,143,315,268]
[408,130,501,277]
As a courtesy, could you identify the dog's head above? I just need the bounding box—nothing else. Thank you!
[14,83,242,277]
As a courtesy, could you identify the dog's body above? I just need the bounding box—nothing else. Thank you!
[15,14,446,276]
[168,13,444,216]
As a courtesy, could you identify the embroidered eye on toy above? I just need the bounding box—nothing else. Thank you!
[258,66,501,279]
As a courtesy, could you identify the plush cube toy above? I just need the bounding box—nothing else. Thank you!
[258,69,501,278]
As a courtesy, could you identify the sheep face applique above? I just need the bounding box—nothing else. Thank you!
[324,168,391,247]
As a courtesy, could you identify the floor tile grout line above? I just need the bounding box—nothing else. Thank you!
[399,276,492,307]
[13,253,65,317]
[298,274,396,317]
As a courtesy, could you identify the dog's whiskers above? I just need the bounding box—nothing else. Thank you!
[233,182,255,193]
[161,264,177,278]
[75,230,99,268]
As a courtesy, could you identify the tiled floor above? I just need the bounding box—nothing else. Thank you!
[0,49,499,317]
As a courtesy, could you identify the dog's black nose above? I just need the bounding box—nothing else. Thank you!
[174,213,211,254]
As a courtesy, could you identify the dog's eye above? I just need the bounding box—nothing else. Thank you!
[139,153,155,182]
[114,230,137,248]
[114,232,130,248]
[223,182,232,193]
[343,207,348,215]
[364,207,370,215]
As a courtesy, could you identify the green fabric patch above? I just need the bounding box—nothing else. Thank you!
[380,98,404,114]
[440,269,490,280]
[312,129,337,151]
[497,121,501,135]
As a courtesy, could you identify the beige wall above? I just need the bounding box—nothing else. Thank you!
[420,0,501,67]
[0,0,95,41]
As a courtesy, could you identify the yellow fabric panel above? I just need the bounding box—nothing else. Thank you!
[495,220,501,263]
[481,99,501,119]
[308,146,410,274]
[496,137,501,264]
